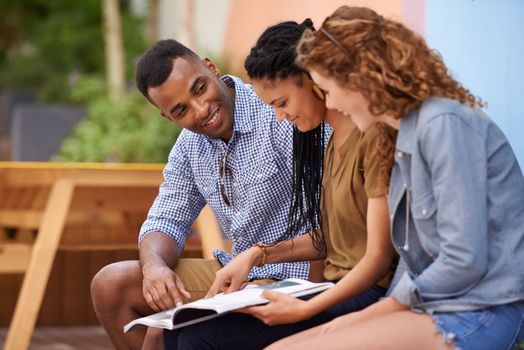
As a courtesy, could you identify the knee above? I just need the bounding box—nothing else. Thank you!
[91,260,141,308]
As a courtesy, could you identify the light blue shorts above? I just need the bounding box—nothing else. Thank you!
[431,301,524,350]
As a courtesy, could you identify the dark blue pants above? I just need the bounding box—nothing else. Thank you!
[164,284,386,350]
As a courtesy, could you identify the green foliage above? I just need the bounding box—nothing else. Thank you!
[54,75,180,163]
[0,0,146,102]
[0,0,173,163]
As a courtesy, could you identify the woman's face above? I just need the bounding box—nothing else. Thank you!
[310,69,376,132]
[252,75,326,132]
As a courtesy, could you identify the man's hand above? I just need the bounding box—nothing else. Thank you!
[141,262,191,312]
[206,247,260,298]
[238,290,311,325]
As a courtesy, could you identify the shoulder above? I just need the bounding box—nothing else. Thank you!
[171,129,194,149]
[417,97,488,131]
[405,98,501,165]
[359,125,383,152]
[168,129,206,159]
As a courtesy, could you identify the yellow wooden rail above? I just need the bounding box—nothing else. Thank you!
[0,162,226,350]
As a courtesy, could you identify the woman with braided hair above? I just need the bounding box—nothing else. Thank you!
[267,6,524,350]
[164,18,398,349]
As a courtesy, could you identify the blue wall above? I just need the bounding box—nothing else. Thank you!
[425,0,524,168]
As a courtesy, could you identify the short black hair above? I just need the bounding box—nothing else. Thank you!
[244,19,315,81]
[135,39,199,101]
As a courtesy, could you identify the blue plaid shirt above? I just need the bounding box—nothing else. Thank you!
[139,75,309,280]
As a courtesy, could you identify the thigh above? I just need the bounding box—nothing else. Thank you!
[270,311,452,350]
[267,286,387,350]
[173,258,221,302]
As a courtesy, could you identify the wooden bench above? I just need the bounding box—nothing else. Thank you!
[0,162,226,350]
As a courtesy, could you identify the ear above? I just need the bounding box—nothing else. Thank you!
[305,74,325,100]
[203,58,221,77]
[292,73,307,87]
[159,111,170,121]
[303,72,314,86]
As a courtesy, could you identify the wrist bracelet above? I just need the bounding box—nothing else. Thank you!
[252,243,267,267]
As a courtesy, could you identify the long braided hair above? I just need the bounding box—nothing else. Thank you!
[245,19,326,252]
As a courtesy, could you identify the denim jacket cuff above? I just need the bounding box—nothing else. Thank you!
[389,272,423,306]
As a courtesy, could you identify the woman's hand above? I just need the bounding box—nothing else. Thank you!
[206,247,260,297]
[238,290,312,325]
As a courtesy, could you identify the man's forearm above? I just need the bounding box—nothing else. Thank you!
[139,231,181,269]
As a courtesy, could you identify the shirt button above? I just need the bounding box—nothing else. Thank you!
[257,174,263,179]
[203,186,208,192]
[422,209,427,216]
[233,181,238,187]
[397,151,403,158]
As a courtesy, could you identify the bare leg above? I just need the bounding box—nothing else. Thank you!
[266,293,390,350]
[267,310,453,350]
[91,259,221,350]
[141,328,164,350]
[91,260,154,350]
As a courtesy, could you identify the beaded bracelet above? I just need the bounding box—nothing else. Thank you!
[252,243,267,267]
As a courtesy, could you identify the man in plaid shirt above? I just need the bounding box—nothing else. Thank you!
[91,39,310,349]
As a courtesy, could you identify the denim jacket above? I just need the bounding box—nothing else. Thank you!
[388,97,524,312]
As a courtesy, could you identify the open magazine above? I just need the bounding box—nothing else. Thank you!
[124,278,334,332]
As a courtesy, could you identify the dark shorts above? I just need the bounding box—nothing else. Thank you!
[164,284,387,350]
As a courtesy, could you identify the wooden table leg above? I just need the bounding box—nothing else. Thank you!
[4,179,75,350]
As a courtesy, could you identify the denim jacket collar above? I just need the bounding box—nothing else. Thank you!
[396,108,418,155]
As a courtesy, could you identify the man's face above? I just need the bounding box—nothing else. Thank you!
[148,57,235,141]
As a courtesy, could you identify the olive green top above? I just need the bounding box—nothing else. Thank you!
[321,126,393,289]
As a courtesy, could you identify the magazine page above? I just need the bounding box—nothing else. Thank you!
[172,278,333,314]
[123,309,175,332]
[124,278,333,332]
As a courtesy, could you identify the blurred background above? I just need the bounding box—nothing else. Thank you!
[0,0,523,348]
[0,0,522,166]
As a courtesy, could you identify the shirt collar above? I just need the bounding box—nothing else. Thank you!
[221,75,254,134]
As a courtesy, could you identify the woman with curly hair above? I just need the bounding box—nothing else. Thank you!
[164,18,398,349]
[267,5,524,350]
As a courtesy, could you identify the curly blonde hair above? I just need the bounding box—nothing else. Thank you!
[297,6,482,118]
[296,6,482,177]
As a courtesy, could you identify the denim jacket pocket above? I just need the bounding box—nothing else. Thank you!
[411,191,438,260]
